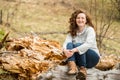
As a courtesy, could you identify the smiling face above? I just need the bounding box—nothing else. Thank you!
[76,13,87,28]
[69,9,94,36]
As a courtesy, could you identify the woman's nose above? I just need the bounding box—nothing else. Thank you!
[78,19,82,21]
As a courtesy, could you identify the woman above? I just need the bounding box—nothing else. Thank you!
[63,9,100,80]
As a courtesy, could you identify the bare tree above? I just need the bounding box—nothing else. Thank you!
[0,10,3,24]
[93,0,115,52]
[115,0,120,18]
[111,0,120,20]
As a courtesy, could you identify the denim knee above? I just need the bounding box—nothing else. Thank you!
[67,42,82,49]
[66,43,83,62]
[67,42,74,50]
[73,43,82,47]
[86,49,100,68]
[66,42,75,61]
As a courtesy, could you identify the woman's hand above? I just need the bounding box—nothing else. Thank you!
[70,48,78,53]
[63,49,74,58]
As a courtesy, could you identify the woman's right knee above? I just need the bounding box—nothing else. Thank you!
[67,42,74,49]
[74,43,82,47]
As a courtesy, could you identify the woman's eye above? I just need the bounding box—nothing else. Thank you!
[76,17,85,19]
[81,17,85,19]
[77,17,80,19]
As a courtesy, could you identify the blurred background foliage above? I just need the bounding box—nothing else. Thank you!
[0,0,120,54]
[0,29,5,41]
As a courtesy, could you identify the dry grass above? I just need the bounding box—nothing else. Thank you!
[0,0,120,53]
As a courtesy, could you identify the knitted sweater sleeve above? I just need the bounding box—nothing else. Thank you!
[76,27,96,55]
[63,33,72,49]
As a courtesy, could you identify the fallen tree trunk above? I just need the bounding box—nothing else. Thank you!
[0,36,66,79]
[95,54,120,71]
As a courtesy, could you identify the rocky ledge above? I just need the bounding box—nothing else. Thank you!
[40,65,120,80]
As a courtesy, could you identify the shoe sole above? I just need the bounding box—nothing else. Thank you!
[76,72,86,80]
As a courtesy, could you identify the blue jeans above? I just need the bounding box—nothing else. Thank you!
[67,42,100,68]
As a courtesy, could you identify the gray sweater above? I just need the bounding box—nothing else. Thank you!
[63,25,100,56]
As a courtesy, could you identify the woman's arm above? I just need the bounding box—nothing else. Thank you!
[63,34,72,50]
[62,34,74,58]
[76,27,97,55]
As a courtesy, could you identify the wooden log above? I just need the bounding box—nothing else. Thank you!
[95,55,120,71]
[0,36,65,79]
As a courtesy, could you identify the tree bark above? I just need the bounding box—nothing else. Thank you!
[0,10,2,24]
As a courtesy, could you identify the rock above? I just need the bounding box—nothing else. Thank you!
[40,65,120,80]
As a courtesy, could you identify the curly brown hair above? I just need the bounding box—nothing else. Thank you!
[68,9,95,37]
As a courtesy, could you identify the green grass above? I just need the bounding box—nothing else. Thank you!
[0,69,8,74]
[0,29,5,41]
